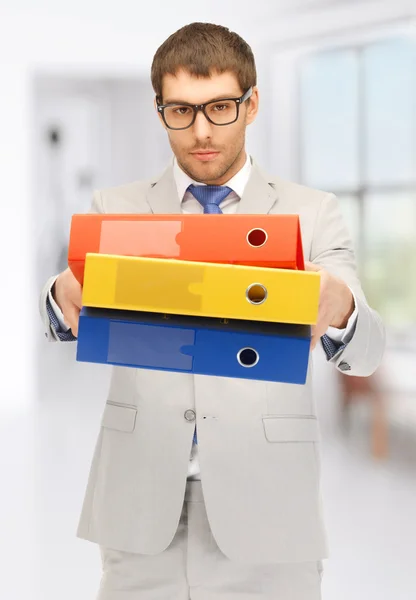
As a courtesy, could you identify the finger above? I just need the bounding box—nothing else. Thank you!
[311,323,319,351]
[304,261,322,272]
[310,328,325,350]
[72,289,83,310]
[310,332,322,351]
[63,304,80,337]
[311,330,324,351]
[311,311,332,350]
[71,282,83,309]
[65,267,83,309]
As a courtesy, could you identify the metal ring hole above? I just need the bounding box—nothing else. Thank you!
[246,283,268,305]
[247,228,268,248]
[237,347,259,368]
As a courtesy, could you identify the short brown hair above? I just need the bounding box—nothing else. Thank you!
[151,22,257,102]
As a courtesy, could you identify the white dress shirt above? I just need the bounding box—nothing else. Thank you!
[49,153,358,480]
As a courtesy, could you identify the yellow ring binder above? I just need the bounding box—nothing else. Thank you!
[82,254,320,324]
[246,283,268,305]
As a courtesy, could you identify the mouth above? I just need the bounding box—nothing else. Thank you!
[191,151,220,162]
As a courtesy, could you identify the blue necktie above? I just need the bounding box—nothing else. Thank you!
[187,184,232,214]
[187,183,231,445]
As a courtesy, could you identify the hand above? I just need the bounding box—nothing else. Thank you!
[305,261,354,351]
[52,268,82,337]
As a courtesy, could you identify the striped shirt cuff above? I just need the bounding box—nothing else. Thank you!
[46,294,77,342]
[321,333,346,360]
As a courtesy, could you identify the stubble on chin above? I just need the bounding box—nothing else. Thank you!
[176,148,245,184]
[178,161,229,184]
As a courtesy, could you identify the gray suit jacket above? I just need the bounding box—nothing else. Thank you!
[39,159,385,564]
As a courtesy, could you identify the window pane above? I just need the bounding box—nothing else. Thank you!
[299,50,359,190]
[364,38,416,185]
[362,192,416,328]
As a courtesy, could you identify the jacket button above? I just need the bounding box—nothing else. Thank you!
[184,409,196,422]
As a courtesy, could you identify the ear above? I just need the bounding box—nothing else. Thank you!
[245,86,259,126]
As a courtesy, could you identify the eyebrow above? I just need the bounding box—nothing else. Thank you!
[163,93,240,105]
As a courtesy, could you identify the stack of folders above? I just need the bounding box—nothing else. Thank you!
[69,214,321,384]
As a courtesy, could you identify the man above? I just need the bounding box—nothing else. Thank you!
[39,22,385,600]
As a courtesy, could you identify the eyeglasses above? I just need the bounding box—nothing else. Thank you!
[156,87,253,130]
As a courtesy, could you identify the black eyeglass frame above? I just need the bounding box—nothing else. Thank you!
[156,87,253,130]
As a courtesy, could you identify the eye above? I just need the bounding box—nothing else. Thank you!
[174,106,192,115]
[212,103,229,112]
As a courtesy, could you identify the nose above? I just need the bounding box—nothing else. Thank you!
[192,109,213,141]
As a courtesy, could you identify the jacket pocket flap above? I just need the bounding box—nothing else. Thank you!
[102,403,137,432]
[262,415,319,442]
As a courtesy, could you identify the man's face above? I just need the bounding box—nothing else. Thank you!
[157,69,259,185]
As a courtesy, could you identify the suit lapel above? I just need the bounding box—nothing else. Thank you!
[237,159,279,214]
[146,164,182,214]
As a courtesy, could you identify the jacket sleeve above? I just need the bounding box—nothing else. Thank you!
[39,190,104,342]
[310,192,386,376]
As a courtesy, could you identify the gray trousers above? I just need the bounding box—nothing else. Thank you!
[97,480,323,599]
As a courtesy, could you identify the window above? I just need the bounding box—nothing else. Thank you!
[299,37,416,337]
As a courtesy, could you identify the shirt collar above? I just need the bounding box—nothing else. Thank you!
[173,153,252,203]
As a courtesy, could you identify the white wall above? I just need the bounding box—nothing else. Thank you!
[105,78,172,184]
[0,64,33,411]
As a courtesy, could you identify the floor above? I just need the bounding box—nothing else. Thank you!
[2,329,416,600]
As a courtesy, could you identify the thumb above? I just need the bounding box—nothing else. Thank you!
[304,261,322,272]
